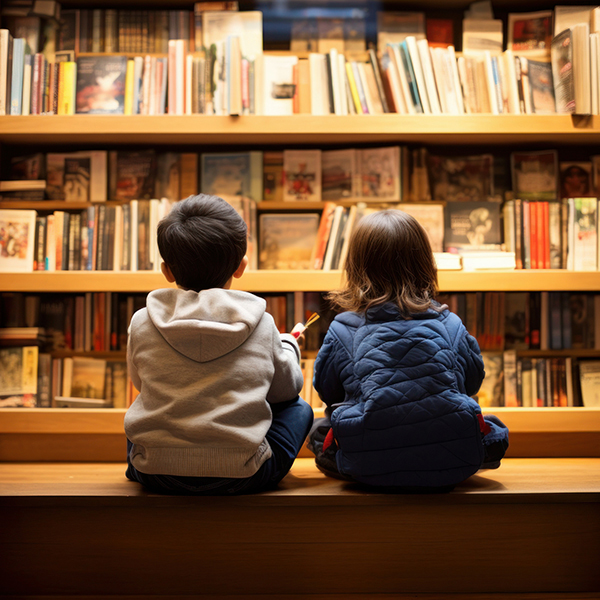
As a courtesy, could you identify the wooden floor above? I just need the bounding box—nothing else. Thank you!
[1,458,599,599]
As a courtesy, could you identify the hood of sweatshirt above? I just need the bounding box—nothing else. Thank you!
[146,288,266,363]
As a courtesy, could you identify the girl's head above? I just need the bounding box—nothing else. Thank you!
[328,209,439,316]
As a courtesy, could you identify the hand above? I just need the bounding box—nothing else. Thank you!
[291,322,305,340]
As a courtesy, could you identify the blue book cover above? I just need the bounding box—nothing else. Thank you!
[10,38,25,115]
[398,41,423,114]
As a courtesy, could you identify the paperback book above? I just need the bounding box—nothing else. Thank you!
[444,200,502,250]
[0,209,37,272]
[76,55,127,114]
[0,345,38,408]
[511,150,559,201]
[283,150,322,201]
[428,154,494,202]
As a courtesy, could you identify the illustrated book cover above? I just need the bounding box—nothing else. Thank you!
[76,55,127,114]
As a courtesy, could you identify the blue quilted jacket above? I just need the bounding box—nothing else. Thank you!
[314,302,508,488]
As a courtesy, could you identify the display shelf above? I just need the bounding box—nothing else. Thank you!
[1,115,599,145]
[3,270,600,293]
[1,407,598,461]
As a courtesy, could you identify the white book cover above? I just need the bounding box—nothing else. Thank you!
[0,210,37,272]
[185,54,193,115]
[337,53,348,115]
[502,49,521,114]
[484,50,500,114]
[261,55,297,116]
[383,46,407,114]
[579,360,600,406]
[283,150,322,201]
[308,53,328,115]
[357,146,400,200]
[405,36,431,113]
[447,46,466,114]
[416,38,442,114]
[0,30,12,115]
[322,205,344,271]
[554,5,592,36]
[22,58,32,116]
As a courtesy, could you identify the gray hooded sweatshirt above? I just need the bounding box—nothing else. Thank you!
[124,287,304,478]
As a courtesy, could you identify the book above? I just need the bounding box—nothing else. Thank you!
[428,153,494,202]
[357,146,401,200]
[508,11,553,58]
[511,150,559,201]
[259,54,297,116]
[67,356,107,400]
[475,351,503,407]
[528,60,556,114]
[201,151,263,201]
[109,150,156,201]
[377,11,425,49]
[578,360,600,407]
[0,209,37,272]
[76,55,127,114]
[321,149,358,200]
[283,150,322,202]
[63,156,91,202]
[258,213,320,270]
[444,200,502,251]
[399,203,444,252]
[560,162,594,198]
[0,345,38,408]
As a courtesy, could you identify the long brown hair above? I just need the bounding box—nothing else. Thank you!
[328,209,440,316]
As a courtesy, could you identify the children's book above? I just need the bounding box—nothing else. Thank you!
[321,149,358,200]
[0,209,37,272]
[357,146,400,200]
[258,213,320,269]
[283,150,322,201]
[0,346,38,407]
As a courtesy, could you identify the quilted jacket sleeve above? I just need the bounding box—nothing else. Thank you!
[313,325,350,409]
[456,328,485,398]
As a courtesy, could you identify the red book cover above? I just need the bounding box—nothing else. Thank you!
[292,62,299,114]
[529,201,538,269]
[311,201,337,270]
[542,201,550,268]
[537,200,545,270]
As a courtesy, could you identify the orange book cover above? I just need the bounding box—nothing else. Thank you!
[311,201,337,270]
[529,201,538,269]
[541,201,550,268]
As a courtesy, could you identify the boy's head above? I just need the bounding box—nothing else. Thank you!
[157,194,247,292]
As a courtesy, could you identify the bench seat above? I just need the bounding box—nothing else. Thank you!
[1,458,599,599]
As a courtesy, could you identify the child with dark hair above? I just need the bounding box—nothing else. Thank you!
[308,209,508,491]
[125,194,313,495]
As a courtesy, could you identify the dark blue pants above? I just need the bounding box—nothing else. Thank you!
[126,396,314,495]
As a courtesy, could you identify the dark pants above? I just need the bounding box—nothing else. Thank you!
[126,396,314,495]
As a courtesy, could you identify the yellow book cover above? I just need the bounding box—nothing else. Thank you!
[61,62,77,115]
[345,61,362,114]
[57,63,65,115]
[124,59,135,115]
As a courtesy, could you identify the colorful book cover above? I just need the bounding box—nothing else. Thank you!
[0,209,37,272]
[444,200,502,250]
[551,28,575,114]
[428,154,494,202]
[76,55,127,114]
[508,11,553,57]
[258,213,320,270]
[283,150,322,201]
[511,149,558,201]
[0,346,38,408]
[475,351,504,407]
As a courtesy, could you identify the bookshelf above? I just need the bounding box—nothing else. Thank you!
[2,1,600,463]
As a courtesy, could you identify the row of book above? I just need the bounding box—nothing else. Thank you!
[440,292,600,353]
[0,290,332,353]
[503,198,600,271]
[4,147,600,206]
[478,352,600,408]
[5,289,600,356]
[0,344,131,408]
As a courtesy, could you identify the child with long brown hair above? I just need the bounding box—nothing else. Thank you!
[308,209,508,490]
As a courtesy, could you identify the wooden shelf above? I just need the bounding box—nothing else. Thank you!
[1,115,599,145]
[1,407,598,461]
[3,270,600,293]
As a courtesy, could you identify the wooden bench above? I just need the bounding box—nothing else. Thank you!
[1,458,599,599]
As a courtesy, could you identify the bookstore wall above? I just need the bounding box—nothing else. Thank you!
[1,0,600,460]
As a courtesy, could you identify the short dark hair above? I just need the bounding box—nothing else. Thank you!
[327,209,439,316]
[157,194,247,292]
